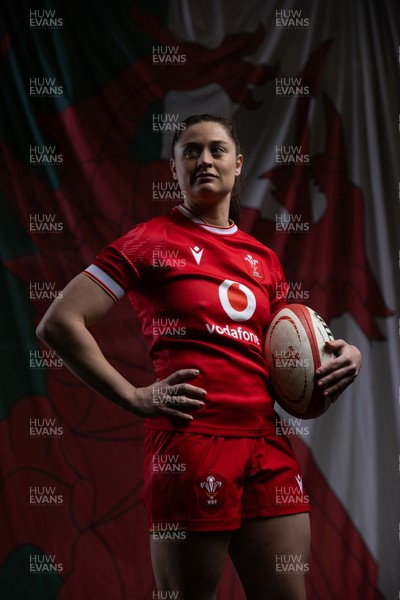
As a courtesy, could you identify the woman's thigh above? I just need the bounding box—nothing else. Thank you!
[150,529,232,600]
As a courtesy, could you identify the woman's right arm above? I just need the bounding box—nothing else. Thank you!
[36,273,206,420]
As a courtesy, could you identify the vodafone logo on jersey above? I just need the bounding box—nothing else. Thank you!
[204,279,260,346]
[218,279,256,322]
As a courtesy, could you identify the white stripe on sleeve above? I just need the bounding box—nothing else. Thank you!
[85,264,126,299]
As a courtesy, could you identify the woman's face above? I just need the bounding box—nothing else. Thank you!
[170,121,243,206]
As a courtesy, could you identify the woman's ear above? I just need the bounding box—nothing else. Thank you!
[235,153,243,176]
[170,159,177,180]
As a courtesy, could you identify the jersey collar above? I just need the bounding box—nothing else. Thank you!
[176,205,238,236]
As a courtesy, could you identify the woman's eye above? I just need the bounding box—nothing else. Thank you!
[212,147,225,155]
[184,148,199,158]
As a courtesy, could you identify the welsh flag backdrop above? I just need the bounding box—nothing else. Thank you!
[0,1,399,599]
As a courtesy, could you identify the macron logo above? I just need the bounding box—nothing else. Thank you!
[190,245,204,265]
[295,474,303,494]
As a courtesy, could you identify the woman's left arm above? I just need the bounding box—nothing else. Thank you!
[315,340,362,400]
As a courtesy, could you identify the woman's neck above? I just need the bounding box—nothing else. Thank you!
[183,200,232,227]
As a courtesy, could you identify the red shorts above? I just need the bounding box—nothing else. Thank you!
[142,428,309,531]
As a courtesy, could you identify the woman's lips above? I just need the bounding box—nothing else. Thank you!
[195,173,217,180]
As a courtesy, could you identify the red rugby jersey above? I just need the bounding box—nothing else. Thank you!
[84,205,287,437]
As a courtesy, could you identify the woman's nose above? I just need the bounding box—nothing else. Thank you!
[197,150,212,166]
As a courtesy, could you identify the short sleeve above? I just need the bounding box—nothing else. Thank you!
[83,222,152,301]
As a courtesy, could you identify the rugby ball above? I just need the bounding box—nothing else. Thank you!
[265,304,335,419]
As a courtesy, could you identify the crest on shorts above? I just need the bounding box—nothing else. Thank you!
[196,472,226,510]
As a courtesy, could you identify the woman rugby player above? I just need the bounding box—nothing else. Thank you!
[37,114,362,600]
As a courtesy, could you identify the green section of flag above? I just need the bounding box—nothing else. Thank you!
[0,545,62,599]
[0,192,45,420]
[0,191,37,260]
[0,266,47,419]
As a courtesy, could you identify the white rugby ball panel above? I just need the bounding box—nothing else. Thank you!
[265,304,334,419]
